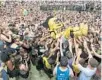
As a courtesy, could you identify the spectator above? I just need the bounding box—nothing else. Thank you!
[53,56,74,80]
[75,41,99,80]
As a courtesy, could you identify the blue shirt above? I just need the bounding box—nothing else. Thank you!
[56,66,69,80]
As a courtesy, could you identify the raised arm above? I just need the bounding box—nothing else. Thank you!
[55,52,60,64]
[60,37,64,56]
[68,39,73,55]
[83,40,93,58]
[25,60,29,71]
[91,44,102,58]
[74,38,79,55]
[1,34,12,43]
[76,49,82,64]
[53,52,60,76]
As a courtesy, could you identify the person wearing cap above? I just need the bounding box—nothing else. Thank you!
[53,56,74,80]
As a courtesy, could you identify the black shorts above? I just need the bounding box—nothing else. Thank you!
[7,68,19,78]
[19,71,29,78]
[43,66,53,78]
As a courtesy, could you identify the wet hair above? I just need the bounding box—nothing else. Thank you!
[48,58,55,65]
[60,56,68,67]
[80,51,88,59]
[89,58,99,68]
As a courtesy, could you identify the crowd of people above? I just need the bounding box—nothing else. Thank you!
[0,1,101,80]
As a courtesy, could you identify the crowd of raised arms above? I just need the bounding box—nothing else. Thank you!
[0,1,101,80]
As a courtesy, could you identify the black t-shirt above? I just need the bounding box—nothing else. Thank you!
[36,45,45,55]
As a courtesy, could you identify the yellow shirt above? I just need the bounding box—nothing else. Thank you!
[72,64,80,73]
[73,30,83,38]
[43,57,51,69]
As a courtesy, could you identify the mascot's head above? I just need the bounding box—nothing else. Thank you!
[48,17,63,30]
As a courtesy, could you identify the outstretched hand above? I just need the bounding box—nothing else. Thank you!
[77,48,82,56]
[83,40,87,48]
[91,43,95,50]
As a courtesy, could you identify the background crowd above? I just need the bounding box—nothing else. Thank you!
[0,1,101,80]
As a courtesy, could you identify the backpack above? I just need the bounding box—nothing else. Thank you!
[56,66,69,80]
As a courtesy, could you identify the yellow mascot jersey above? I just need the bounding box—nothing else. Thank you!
[73,30,83,38]
[48,18,62,30]
[62,26,82,39]
[50,32,56,39]
[72,26,82,37]
[48,18,88,39]
[63,23,88,38]
[48,17,63,39]
[48,18,56,31]
[80,23,88,36]
[72,26,80,31]
[63,27,72,39]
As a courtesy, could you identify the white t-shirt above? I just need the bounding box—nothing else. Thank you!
[78,64,97,80]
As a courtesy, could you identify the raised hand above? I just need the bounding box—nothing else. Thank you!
[83,40,87,48]
[77,48,82,56]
